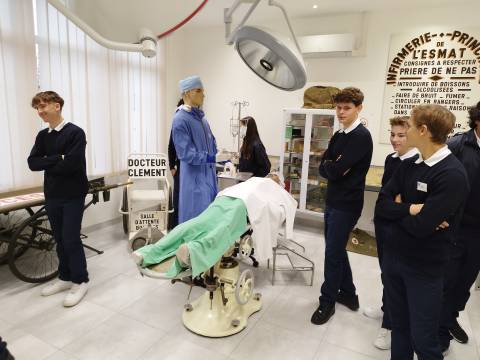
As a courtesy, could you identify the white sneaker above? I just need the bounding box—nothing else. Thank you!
[41,279,72,296]
[63,282,88,307]
[373,328,391,350]
[363,306,383,319]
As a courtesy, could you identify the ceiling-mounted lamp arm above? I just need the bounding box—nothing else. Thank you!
[224,0,262,45]
[47,0,157,57]
[268,0,302,54]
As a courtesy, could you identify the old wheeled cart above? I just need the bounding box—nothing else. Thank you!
[0,178,130,283]
[119,153,173,249]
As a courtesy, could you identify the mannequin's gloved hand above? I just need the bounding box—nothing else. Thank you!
[206,154,216,163]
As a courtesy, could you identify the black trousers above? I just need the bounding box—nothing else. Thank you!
[168,168,180,230]
[45,196,88,284]
[373,219,392,330]
[383,251,444,360]
[440,226,480,346]
[319,206,360,307]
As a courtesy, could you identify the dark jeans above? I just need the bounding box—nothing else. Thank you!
[319,206,360,307]
[168,169,180,230]
[440,227,480,346]
[374,218,392,330]
[45,196,88,284]
[384,250,444,360]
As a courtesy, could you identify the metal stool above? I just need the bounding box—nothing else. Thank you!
[267,236,314,286]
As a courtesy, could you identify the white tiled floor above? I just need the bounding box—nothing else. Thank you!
[1,222,479,360]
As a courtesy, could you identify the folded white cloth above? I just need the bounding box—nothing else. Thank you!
[217,177,297,260]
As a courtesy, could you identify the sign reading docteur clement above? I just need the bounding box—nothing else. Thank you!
[380,29,480,143]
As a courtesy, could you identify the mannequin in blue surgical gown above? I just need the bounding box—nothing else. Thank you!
[172,76,218,223]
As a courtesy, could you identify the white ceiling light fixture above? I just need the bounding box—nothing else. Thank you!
[224,0,307,91]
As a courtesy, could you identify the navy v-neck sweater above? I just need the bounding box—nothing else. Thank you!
[28,123,89,199]
[319,124,373,214]
[375,154,469,266]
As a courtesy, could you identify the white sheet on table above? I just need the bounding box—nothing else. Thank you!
[217,177,297,260]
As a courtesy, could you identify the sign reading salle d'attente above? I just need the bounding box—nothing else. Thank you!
[380,30,480,143]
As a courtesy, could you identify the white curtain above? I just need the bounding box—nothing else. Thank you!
[0,0,41,192]
[35,0,165,177]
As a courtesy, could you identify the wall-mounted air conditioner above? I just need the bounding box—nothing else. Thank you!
[298,33,357,58]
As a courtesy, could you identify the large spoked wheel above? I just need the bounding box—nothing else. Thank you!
[8,210,58,283]
[235,269,254,305]
[122,187,129,235]
[0,208,35,265]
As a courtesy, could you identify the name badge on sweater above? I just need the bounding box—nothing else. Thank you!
[417,181,428,192]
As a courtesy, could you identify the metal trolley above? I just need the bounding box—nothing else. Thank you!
[0,178,130,283]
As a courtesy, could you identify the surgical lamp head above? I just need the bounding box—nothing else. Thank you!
[233,26,306,91]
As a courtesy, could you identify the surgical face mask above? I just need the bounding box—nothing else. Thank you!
[240,126,247,138]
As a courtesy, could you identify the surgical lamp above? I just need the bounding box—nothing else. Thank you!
[224,0,307,91]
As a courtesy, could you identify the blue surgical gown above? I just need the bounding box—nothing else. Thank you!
[172,106,218,223]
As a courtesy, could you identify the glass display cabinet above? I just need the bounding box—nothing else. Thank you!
[280,108,339,216]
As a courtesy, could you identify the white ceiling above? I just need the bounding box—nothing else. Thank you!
[67,0,477,42]
[192,0,477,26]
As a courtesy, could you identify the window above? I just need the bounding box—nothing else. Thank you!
[0,0,41,192]
[0,0,165,193]
[34,0,165,177]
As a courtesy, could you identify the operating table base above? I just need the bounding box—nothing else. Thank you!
[182,287,261,337]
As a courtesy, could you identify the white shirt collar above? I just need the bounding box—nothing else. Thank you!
[415,145,451,167]
[391,148,419,160]
[475,129,480,148]
[48,119,68,133]
[339,117,361,134]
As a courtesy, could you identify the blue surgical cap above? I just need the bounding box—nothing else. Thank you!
[179,75,204,93]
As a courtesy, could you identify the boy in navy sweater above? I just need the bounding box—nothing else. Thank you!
[28,91,89,307]
[364,116,418,350]
[439,101,480,349]
[311,87,373,325]
[375,104,469,360]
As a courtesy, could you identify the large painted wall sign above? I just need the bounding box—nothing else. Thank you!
[381,30,480,143]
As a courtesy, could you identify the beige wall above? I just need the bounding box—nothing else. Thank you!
[164,5,480,166]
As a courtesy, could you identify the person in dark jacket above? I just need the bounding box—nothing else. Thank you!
[375,104,469,360]
[28,91,89,308]
[311,87,373,325]
[238,116,271,177]
[439,101,480,350]
[168,99,184,230]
